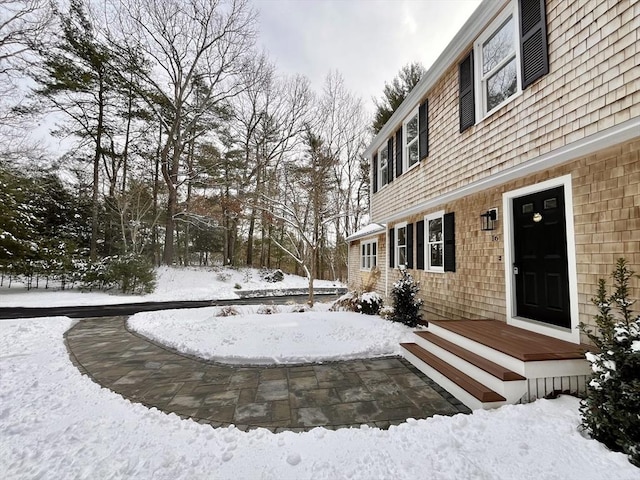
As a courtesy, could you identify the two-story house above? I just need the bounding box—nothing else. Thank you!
[347,0,639,409]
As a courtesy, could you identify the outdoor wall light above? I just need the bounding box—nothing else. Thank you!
[480,208,498,231]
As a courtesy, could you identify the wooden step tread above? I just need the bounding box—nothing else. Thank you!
[429,320,591,361]
[415,331,525,381]
[401,342,506,403]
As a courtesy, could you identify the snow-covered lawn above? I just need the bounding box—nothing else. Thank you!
[0,266,342,307]
[128,306,417,364]
[1,315,638,479]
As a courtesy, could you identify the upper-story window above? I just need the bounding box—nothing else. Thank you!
[404,109,419,170]
[378,145,388,189]
[475,6,520,117]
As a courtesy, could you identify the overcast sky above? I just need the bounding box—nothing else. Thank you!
[253,0,483,116]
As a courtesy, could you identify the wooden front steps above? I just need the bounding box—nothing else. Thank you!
[401,320,592,410]
[414,332,525,381]
[401,342,506,408]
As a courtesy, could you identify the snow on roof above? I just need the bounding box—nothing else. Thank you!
[345,223,386,242]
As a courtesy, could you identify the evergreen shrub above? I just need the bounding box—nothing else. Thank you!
[579,258,640,467]
[389,268,423,327]
[360,291,383,315]
[102,254,156,294]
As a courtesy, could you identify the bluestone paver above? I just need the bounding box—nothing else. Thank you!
[65,316,470,431]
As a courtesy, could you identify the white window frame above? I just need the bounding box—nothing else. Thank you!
[474,1,522,120]
[378,144,388,190]
[403,107,420,171]
[360,239,378,271]
[424,210,445,273]
[395,222,407,269]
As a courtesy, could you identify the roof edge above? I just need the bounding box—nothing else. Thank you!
[364,0,508,158]
[345,223,386,243]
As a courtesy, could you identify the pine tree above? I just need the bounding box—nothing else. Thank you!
[579,258,640,467]
[372,62,426,134]
[32,0,115,260]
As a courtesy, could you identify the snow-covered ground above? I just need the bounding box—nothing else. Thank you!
[0,266,342,307]
[128,306,418,364]
[2,315,638,479]
[1,267,637,477]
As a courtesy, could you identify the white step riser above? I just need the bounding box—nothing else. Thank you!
[412,335,527,403]
[427,323,526,375]
[522,358,591,378]
[402,349,507,411]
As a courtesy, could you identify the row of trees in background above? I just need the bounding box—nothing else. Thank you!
[0,0,373,287]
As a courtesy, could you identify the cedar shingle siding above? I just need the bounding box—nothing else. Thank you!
[352,0,639,344]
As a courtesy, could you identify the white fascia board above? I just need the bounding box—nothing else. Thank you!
[377,117,640,224]
[364,0,508,159]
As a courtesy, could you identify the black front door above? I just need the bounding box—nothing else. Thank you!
[513,186,570,328]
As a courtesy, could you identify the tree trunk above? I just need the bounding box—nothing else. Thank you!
[161,138,179,265]
[152,124,161,266]
[90,75,105,261]
[163,186,176,265]
[307,254,315,307]
[246,157,261,266]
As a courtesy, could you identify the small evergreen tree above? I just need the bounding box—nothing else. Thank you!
[579,258,640,467]
[390,269,423,327]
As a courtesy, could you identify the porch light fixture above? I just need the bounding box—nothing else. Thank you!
[480,208,498,231]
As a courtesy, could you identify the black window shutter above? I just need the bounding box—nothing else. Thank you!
[372,153,378,193]
[458,50,475,133]
[387,137,394,183]
[406,223,414,269]
[416,220,425,270]
[444,212,456,272]
[519,0,549,89]
[389,228,395,268]
[395,127,403,177]
[419,100,429,159]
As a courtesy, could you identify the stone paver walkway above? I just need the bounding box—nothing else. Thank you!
[65,317,469,432]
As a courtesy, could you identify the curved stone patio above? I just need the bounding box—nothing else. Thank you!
[65,316,469,432]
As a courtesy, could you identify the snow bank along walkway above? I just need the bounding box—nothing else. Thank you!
[65,317,470,432]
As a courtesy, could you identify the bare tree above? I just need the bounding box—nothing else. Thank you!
[117,0,257,265]
[111,179,158,254]
[228,57,312,267]
[0,0,50,162]
[264,130,339,306]
[317,71,370,279]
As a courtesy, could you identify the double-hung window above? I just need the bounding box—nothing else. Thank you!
[475,5,520,117]
[460,0,548,131]
[404,110,419,170]
[378,145,388,189]
[396,223,407,268]
[425,211,444,272]
[360,240,377,270]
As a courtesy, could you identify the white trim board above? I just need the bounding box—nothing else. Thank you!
[502,175,581,344]
[377,117,640,224]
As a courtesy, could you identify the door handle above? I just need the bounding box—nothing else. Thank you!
[513,266,519,275]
